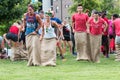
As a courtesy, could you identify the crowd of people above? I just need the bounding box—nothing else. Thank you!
[0,3,120,66]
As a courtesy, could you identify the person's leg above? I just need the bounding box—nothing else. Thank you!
[63,40,67,53]
[104,35,109,58]
[3,33,10,45]
[67,41,72,54]
[1,38,5,49]
[57,40,65,59]
[71,33,76,55]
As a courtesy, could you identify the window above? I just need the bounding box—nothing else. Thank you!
[65,5,70,8]
[56,6,59,13]
[51,0,53,5]
[53,0,58,1]
[65,17,70,20]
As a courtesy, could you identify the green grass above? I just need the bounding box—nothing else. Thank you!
[0,53,120,80]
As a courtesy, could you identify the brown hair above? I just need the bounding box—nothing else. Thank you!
[77,3,82,7]
[85,9,89,13]
[28,4,34,10]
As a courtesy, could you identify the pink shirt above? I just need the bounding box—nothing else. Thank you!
[113,18,120,36]
[108,20,113,35]
[88,17,105,35]
[72,13,88,32]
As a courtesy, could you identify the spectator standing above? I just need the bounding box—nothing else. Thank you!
[62,20,72,54]
[50,11,65,60]
[112,14,120,61]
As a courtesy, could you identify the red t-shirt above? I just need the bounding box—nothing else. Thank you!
[88,17,105,35]
[72,13,88,32]
[9,25,19,35]
[113,18,120,36]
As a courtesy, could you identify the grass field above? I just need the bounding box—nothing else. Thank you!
[0,53,120,80]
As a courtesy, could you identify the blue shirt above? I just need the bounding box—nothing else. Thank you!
[51,17,62,24]
[25,13,38,35]
[50,17,62,35]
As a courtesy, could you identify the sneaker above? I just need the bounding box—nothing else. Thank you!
[61,55,65,59]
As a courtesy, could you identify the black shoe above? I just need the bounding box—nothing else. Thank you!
[72,52,77,55]
[60,54,64,59]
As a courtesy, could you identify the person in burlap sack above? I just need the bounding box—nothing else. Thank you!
[3,21,28,61]
[23,4,43,66]
[72,4,90,61]
[40,12,60,66]
[86,11,107,63]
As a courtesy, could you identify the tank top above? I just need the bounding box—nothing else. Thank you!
[63,24,71,37]
[43,22,56,39]
[9,25,19,35]
[25,13,38,35]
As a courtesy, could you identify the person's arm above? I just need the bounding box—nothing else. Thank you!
[17,25,23,42]
[36,14,43,33]
[52,21,61,33]
[3,33,10,47]
[39,24,44,41]
[112,22,116,37]
[86,18,91,33]
[103,20,108,32]
[52,21,63,39]
[17,28,20,42]
[22,13,27,32]
[72,15,75,33]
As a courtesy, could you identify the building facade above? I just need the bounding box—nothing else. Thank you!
[38,0,73,21]
[52,0,73,21]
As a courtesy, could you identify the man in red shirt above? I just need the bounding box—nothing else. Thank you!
[112,14,120,61]
[86,11,107,63]
[72,4,89,61]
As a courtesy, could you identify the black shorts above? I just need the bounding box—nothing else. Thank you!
[63,36,71,41]
[6,32,18,42]
[109,34,115,39]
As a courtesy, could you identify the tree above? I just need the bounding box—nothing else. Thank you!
[100,0,120,18]
[0,0,29,35]
[69,0,102,14]
[69,0,120,18]
[0,0,41,35]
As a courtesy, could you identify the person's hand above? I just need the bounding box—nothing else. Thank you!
[32,31,37,35]
[7,41,11,47]
[86,29,90,34]
[73,29,75,33]
[39,36,43,41]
